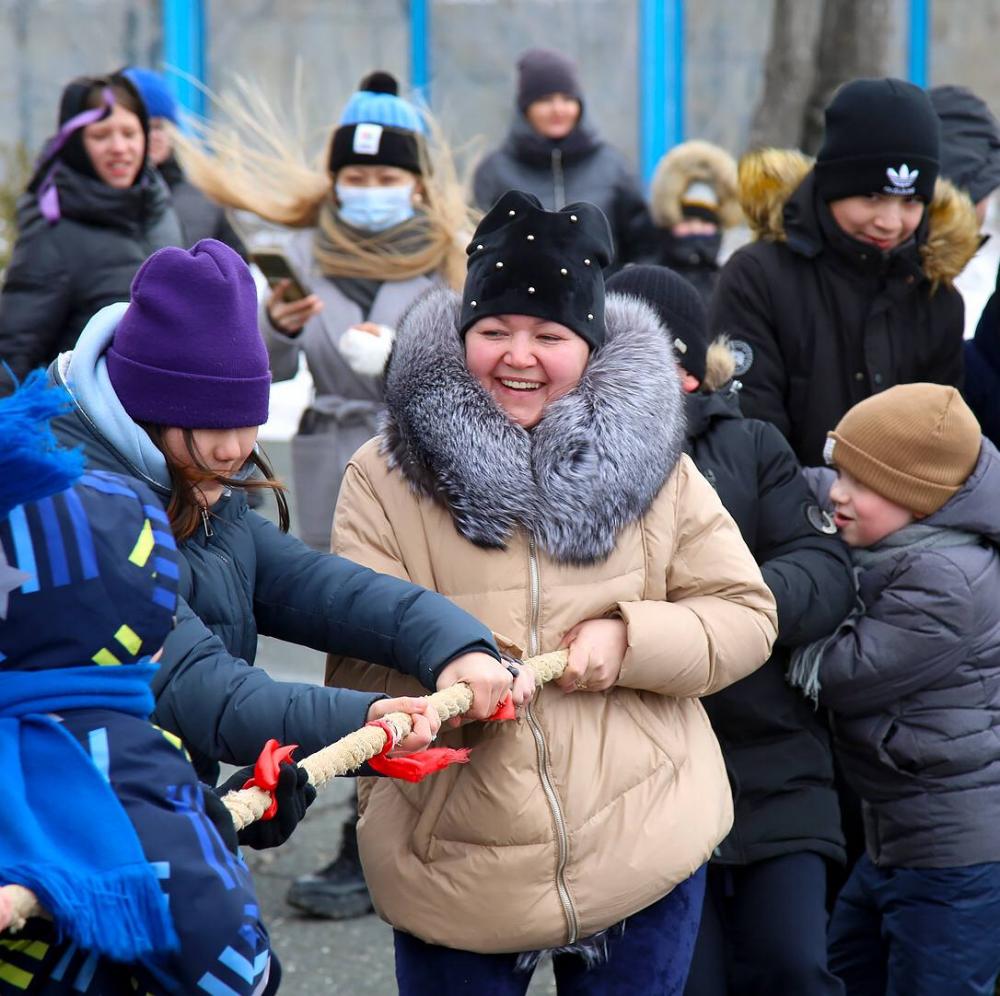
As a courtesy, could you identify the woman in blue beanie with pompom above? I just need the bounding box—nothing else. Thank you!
[46,239,521,820]
[176,70,473,551]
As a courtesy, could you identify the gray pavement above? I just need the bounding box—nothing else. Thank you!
[246,442,556,994]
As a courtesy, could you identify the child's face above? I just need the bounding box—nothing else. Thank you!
[829,194,925,252]
[828,469,915,547]
[162,426,259,506]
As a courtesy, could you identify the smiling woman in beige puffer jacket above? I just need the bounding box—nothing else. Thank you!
[325,191,777,995]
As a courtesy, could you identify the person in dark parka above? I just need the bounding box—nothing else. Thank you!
[648,140,743,304]
[47,239,515,786]
[930,84,1000,448]
[472,48,656,268]
[0,73,182,392]
[607,265,854,996]
[965,275,1000,447]
[124,67,247,255]
[711,78,979,467]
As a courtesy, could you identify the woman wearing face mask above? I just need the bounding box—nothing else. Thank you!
[176,71,471,552]
[0,72,182,391]
[325,191,778,994]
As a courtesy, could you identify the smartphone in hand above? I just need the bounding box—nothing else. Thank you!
[249,248,312,302]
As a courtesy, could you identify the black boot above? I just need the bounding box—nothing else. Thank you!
[286,805,373,919]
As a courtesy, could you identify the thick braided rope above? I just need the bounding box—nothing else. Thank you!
[224,649,568,829]
[0,649,568,934]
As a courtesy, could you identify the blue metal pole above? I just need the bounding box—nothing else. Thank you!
[163,0,206,119]
[410,0,430,103]
[908,0,930,87]
[640,0,684,186]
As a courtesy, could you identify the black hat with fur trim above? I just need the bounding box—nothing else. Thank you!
[459,190,613,350]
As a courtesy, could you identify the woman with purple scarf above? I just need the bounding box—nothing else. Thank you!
[0,72,182,392]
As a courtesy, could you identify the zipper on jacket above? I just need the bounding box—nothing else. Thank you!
[551,149,566,210]
[526,534,579,944]
[200,506,214,537]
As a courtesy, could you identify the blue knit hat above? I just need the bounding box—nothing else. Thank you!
[124,67,179,123]
[329,71,427,175]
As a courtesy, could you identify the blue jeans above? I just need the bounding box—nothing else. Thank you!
[828,854,1000,996]
[394,867,706,995]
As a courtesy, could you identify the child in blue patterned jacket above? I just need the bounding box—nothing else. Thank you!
[0,374,278,995]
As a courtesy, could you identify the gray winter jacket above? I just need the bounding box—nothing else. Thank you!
[472,112,656,268]
[810,441,1000,868]
[261,229,436,549]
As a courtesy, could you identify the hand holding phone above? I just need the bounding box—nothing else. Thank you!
[249,248,312,301]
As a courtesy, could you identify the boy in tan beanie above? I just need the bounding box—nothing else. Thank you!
[790,383,1000,995]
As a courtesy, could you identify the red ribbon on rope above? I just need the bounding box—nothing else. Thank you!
[366,719,472,783]
[487,695,517,722]
[241,739,298,821]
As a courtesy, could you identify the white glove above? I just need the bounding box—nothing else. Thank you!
[337,324,395,377]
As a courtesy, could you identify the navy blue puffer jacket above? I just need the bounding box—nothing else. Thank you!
[48,328,499,781]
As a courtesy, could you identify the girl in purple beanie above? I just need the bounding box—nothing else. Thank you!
[45,238,522,806]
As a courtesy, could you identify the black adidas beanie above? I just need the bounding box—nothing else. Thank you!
[815,77,940,203]
[460,190,613,350]
[606,265,707,382]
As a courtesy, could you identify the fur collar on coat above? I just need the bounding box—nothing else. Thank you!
[737,148,980,288]
[380,287,684,566]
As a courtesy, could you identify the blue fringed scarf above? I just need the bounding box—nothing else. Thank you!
[0,664,179,962]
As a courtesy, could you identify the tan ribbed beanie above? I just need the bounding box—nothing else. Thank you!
[825,384,982,515]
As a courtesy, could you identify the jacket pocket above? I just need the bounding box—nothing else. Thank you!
[881,709,997,778]
[617,689,689,780]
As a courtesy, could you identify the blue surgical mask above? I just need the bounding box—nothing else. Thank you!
[335,183,416,232]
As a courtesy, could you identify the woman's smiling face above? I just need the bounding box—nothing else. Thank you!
[464,314,590,429]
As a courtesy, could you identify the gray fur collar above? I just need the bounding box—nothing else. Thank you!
[380,287,685,565]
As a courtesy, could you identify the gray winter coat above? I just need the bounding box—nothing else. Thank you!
[262,230,435,549]
[472,113,656,268]
[48,302,500,781]
[811,441,1000,868]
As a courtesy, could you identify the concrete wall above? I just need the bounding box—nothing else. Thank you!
[1,0,999,181]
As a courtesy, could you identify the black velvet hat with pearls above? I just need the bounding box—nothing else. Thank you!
[459,190,614,350]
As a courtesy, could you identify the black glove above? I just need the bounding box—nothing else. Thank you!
[214,761,317,850]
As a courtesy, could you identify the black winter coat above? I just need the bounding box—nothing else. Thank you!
[472,113,657,268]
[964,263,1000,448]
[685,386,854,865]
[710,151,978,466]
[0,163,182,386]
[50,366,500,782]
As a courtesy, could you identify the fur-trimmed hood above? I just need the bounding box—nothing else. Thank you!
[737,148,980,287]
[650,140,743,230]
[380,288,685,565]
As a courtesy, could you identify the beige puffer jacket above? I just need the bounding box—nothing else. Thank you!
[326,289,778,954]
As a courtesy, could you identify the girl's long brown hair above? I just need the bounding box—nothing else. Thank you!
[142,424,290,542]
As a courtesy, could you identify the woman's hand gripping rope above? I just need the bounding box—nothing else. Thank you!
[0,649,568,935]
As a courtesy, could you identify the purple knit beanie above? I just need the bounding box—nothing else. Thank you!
[107,239,270,429]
